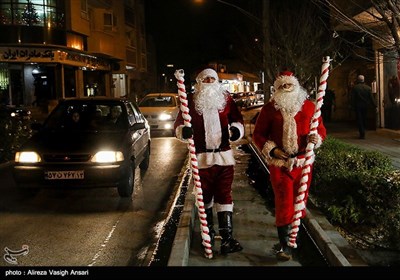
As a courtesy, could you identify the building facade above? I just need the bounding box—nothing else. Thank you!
[0,0,147,114]
[329,0,400,130]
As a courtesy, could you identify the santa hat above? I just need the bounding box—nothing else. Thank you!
[273,71,300,90]
[196,68,219,84]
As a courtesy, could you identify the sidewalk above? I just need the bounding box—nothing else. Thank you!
[324,121,400,169]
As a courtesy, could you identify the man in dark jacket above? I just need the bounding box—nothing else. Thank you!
[351,75,376,139]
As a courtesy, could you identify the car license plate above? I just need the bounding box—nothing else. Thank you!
[45,170,84,180]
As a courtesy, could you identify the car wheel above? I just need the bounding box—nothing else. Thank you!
[118,163,134,197]
[139,146,150,171]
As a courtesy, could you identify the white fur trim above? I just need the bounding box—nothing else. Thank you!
[273,74,300,90]
[230,122,244,142]
[261,140,306,170]
[197,149,235,169]
[262,140,286,168]
[281,111,298,155]
[204,108,222,149]
[261,140,277,159]
[215,203,233,212]
[175,125,190,143]
[315,134,323,149]
[196,68,219,83]
[205,200,214,209]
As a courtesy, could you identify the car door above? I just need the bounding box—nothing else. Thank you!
[126,102,149,165]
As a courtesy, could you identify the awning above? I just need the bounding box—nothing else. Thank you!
[239,71,260,83]
[218,72,242,81]
[218,71,260,83]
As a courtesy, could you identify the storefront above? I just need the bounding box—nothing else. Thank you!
[376,50,400,130]
[218,72,261,93]
[0,45,115,113]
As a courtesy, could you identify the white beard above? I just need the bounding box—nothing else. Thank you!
[193,81,227,149]
[272,86,308,155]
[194,82,227,115]
[273,86,308,114]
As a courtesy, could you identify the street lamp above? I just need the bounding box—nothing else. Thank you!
[161,73,167,91]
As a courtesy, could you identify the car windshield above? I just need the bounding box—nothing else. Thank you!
[43,101,128,131]
[139,96,176,107]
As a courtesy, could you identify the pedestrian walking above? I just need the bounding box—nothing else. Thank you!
[252,71,327,261]
[174,68,244,255]
[350,75,376,139]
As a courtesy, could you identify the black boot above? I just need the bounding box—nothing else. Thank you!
[205,207,215,247]
[217,211,243,255]
[276,225,293,261]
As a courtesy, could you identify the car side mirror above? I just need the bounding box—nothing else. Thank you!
[132,122,145,130]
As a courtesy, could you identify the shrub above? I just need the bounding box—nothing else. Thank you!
[311,136,400,249]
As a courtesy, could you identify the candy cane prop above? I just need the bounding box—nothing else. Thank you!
[288,57,331,248]
[174,69,213,259]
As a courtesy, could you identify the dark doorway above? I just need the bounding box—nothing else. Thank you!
[10,70,23,107]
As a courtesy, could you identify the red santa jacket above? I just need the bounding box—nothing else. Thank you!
[174,92,244,168]
[252,99,326,169]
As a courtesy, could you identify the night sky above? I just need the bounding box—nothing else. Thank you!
[144,0,257,76]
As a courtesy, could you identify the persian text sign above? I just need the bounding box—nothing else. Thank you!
[0,48,54,62]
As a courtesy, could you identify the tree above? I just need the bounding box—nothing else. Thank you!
[22,0,39,26]
[226,0,334,92]
[312,0,400,62]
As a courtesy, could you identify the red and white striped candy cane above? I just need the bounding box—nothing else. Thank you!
[288,57,331,248]
[174,69,213,259]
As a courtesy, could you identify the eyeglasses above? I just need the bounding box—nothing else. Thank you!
[278,83,294,90]
[201,76,216,83]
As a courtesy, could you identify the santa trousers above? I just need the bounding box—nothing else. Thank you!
[269,165,313,227]
[199,165,234,207]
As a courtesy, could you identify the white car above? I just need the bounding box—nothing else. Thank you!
[139,93,180,136]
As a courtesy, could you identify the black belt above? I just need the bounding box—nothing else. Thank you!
[205,148,221,153]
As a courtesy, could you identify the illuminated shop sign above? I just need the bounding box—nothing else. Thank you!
[0,47,111,71]
[1,48,54,61]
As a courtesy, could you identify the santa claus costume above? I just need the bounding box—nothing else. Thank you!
[252,71,326,261]
[174,68,244,255]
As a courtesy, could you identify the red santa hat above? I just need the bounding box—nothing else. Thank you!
[273,71,300,90]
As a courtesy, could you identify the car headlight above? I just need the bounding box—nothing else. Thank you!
[159,113,172,121]
[15,152,41,163]
[91,151,124,163]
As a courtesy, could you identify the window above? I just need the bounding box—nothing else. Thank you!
[104,12,117,32]
[80,0,88,20]
[126,30,137,48]
[0,0,64,28]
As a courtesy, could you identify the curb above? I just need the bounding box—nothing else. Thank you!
[167,182,195,266]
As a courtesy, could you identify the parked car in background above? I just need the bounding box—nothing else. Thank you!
[230,92,247,108]
[138,93,180,136]
[13,97,151,198]
[254,90,265,105]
